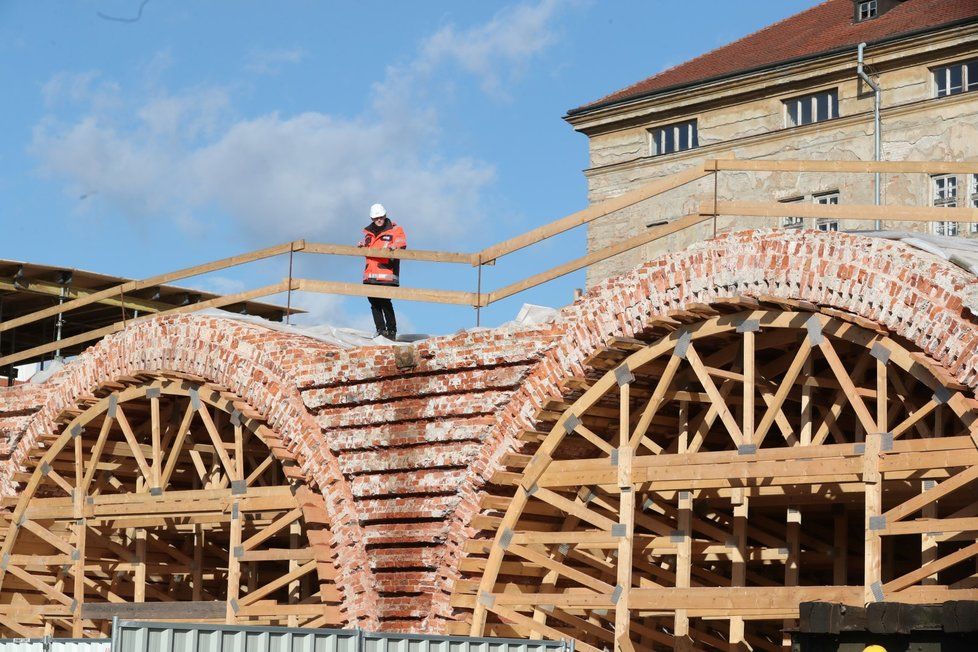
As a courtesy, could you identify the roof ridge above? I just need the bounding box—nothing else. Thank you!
[569,0,978,116]
[579,0,834,111]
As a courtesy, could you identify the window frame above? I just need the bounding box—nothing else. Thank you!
[783,89,839,128]
[857,0,878,21]
[932,174,959,237]
[934,59,978,98]
[648,119,699,157]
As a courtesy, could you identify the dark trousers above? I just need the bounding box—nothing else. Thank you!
[368,296,396,336]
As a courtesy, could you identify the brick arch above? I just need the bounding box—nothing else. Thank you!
[2,314,379,628]
[439,229,978,625]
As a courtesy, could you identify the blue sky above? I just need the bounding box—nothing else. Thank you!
[1,0,814,335]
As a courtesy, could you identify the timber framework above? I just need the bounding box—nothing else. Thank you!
[4,229,978,650]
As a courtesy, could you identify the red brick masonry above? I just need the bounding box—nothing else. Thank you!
[3,230,978,631]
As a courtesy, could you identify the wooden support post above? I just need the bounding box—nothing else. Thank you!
[833,504,848,586]
[151,392,161,493]
[743,329,755,447]
[674,487,692,651]
[226,501,242,623]
[784,507,801,648]
[801,358,813,446]
[72,432,85,637]
[288,519,302,627]
[877,354,888,434]
[729,489,748,647]
[615,444,635,652]
[134,528,147,603]
[192,524,204,601]
[864,432,883,605]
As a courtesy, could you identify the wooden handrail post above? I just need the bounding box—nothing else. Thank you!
[475,254,483,327]
[286,243,295,325]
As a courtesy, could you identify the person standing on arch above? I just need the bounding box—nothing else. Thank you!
[358,203,407,340]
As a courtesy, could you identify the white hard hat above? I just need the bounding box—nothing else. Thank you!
[370,203,387,219]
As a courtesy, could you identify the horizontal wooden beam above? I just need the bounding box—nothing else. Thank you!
[0,241,302,334]
[707,159,978,175]
[478,164,711,263]
[487,213,710,303]
[297,278,481,307]
[81,600,227,619]
[304,243,474,264]
[0,281,292,368]
[710,200,978,223]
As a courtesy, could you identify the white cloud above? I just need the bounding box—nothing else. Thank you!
[245,47,306,75]
[418,0,563,97]
[31,1,568,247]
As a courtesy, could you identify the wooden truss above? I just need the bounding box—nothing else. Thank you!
[452,303,978,651]
[0,373,341,637]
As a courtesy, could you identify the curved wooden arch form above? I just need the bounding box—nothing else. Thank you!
[458,308,978,651]
[0,373,341,637]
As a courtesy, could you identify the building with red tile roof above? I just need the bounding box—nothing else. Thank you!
[564,0,978,286]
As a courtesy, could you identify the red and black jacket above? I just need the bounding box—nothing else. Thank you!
[361,218,407,286]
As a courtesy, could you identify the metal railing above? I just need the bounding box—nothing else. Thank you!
[2,158,978,369]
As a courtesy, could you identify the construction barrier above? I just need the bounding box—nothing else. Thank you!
[105,620,572,652]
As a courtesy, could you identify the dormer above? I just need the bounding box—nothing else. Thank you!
[854,0,903,22]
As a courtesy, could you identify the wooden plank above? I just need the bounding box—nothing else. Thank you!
[81,601,227,619]
[297,279,479,307]
[151,394,162,491]
[160,401,197,489]
[884,465,978,523]
[226,500,242,623]
[754,338,812,447]
[488,213,711,303]
[615,444,634,652]
[0,282,291,368]
[0,242,302,334]
[713,199,978,223]
[819,337,879,436]
[115,405,154,484]
[479,164,710,263]
[864,432,883,605]
[304,243,473,264]
[686,342,743,446]
[708,159,978,175]
[730,493,748,646]
[886,540,978,594]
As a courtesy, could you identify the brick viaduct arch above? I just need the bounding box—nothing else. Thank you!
[0,316,378,633]
[447,230,978,649]
[3,231,978,645]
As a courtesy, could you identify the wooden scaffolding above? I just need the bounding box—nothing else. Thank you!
[452,300,978,651]
[0,374,342,637]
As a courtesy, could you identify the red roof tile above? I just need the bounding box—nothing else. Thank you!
[571,0,978,114]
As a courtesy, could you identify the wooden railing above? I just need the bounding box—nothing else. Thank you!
[3,158,978,368]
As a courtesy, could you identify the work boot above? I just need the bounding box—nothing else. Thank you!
[384,329,397,341]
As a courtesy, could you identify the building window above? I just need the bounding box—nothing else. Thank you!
[969,175,978,233]
[932,174,958,236]
[814,192,839,231]
[857,0,878,21]
[649,119,698,156]
[784,89,839,127]
[933,174,957,207]
[814,191,840,206]
[780,197,804,229]
[934,60,978,98]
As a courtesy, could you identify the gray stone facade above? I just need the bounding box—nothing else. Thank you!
[567,21,978,286]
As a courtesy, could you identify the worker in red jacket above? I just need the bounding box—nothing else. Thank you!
[358,203,407,340]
